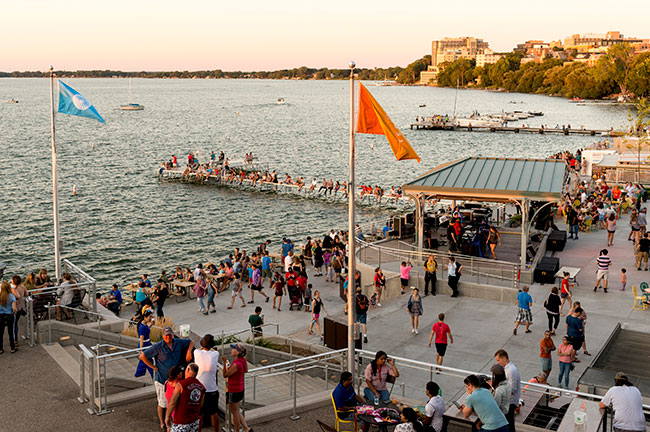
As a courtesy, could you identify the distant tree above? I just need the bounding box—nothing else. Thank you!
[627,53,650,98]
[625,98,650,182]
[397,55,431,84]
[601,43,636,95]
[436,58,476,87]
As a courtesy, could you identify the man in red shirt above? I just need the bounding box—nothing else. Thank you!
[427,313,454,371]
[166,363,206,432]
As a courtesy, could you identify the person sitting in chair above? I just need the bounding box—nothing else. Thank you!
[332,371,369,432]
[107,284,123,316]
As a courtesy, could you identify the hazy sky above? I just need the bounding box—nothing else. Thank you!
[3,0,649,71]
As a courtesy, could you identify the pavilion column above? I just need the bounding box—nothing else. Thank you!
[416,195,425,255]
[520,198,528,269]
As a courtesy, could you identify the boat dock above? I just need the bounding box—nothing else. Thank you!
[158,167,414,210]
[409,121,621,136]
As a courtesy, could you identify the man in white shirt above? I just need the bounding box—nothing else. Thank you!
[495,349,521,432]
[284,250,294,272]
[193,263,203,281]
[423,381,444,432]
[194,334,221,432]
[599,372,645,432]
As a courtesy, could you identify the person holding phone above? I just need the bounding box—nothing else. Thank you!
[363,351,399,402]
[460,375,509,432]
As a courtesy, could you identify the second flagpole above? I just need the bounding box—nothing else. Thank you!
[50,66,62,282]
[347,61,357,376]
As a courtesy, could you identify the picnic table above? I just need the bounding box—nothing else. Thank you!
[171,280,196,299]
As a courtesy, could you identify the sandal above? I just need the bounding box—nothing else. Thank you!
[10,348,17,353]
[584,351,591,356]
[227,306,233,309]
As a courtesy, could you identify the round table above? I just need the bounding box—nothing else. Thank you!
[357,403,402,432]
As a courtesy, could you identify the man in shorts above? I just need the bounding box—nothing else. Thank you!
[355,287,369,343]
[260,251,273,290]
[428,313,453,370]
[594,249,611,293]
[139,327,194,431]
[513,285,533,335]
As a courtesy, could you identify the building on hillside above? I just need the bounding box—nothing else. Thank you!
[563,31,648,51]
[419,36,492,84]
[476,49,503,67]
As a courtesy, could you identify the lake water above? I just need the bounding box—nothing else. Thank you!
[0,78,632,285]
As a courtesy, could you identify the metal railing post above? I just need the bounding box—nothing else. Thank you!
[97,316,102,347]
[96,356,103,413]
[251,330,256,364]
[325,362,329,390]
[253,374,257,400]
[47,304,53,345]
[290,364,300,420]
[89,350,96,414]
[78,351,86,403]
[289,337,293,357]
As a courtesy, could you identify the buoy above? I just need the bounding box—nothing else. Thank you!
[72,185,77,195]
[91,143,95,150]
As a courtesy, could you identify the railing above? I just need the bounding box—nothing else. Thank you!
[357,238,520,289]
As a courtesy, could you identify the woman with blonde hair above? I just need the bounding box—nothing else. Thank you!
[0,281,18,353]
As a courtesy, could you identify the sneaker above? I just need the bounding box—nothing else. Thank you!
[377,303,382,307]
[639,268,642,271]
[210,309,216,314]
[604,288,608,293]
[247,301,254,304]
[411,328,415,333]
[265,297,270,303]
[363,336,368,343]
[415,329,419,335]
[593,286,598,292]
[513,328,517,335]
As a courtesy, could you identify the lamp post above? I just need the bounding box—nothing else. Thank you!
[347,61,357,376]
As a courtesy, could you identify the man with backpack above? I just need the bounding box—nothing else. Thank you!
[355,287,369,343]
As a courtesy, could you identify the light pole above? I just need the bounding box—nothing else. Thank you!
[347,61,357,376]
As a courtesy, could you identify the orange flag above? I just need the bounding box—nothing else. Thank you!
[357,83,420,162]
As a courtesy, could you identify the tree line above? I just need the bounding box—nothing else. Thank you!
[434,44,650,99]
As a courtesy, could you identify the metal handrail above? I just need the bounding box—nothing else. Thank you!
[249,348,347,374]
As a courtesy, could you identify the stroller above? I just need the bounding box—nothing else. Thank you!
[288,284,303,311]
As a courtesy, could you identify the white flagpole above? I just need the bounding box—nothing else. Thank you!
[50,66,62,282]
[347,61,357,376]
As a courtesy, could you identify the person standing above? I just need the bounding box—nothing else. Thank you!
[513,286,533,335]
[10,275,27,346]
[260,251,273,290]
[637,232,650,270]
[488,227,502,260]
[373,267,385,307]
[599,372,646,432]
[424,255,438,296]
[0,281,17,354]
[355,287,370,343]
[227,273,246,309]
[568,207,579,240]
[594,249,611,293]
[490,364,511,416]
[400,261,412,295]
[572,302,591,356]
[566,307,585,363]
[428,313,453,370]
[494,350,520,432]
[447,257,463,298]
[223,344,250,432]
[248,306,264,338]
[139,327,194,431]
[134,310,155,378]
[460,375,509,432]
[606,213,616,247]
[153,278,169,318]
[406,288,423,334]
[557,336,575,389]
[544,287,561,334]
[539,330,556,377]
[194,334,220,432]
[165,363,206,432]
[559,273,572,315]
[308,290,328,338]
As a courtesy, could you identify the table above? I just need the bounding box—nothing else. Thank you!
[356,402,402,432]
[171,280,196,299]
[555,399,604,432]
[554,266,581,287]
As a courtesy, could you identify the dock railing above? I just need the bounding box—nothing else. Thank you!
[357,238,520,289]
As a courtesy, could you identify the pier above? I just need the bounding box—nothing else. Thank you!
[409,120,622,136]
[158,167,415,210]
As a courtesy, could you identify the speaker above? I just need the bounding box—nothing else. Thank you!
[547,230,567,251]
[534,256,560,284]
[534,205,553,230]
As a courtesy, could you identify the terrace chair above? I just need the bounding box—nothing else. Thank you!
[631,285,647,311]
[640,282,650,303]
[330,394,358,432]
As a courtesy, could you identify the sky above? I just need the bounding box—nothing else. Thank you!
[2,0,649,72]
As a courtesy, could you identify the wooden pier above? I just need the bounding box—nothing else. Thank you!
[158,168,414,210]
[409,121,622,137]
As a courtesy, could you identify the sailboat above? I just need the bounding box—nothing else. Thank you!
[120,78,144,111]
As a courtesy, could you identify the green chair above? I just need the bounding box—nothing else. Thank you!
[640,282,650,302]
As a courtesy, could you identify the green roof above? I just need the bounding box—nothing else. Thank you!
[403,157,568,202]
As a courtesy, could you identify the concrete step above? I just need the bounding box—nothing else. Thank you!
[42,342,80,386]
[246,389,332,426]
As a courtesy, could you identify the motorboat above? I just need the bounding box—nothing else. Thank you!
[277,98,286,104]
[5,98,18,104]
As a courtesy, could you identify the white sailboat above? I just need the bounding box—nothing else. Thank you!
[120,78,144,111]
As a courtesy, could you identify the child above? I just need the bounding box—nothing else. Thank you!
[303,283,313,312]
[400,261,412,295]
[272,272,286,311]
[620,268,627,291]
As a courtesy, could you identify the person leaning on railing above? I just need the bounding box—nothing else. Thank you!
[599,372,646,432]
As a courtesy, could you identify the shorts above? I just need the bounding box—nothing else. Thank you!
[570,336,584,351]
[252,284,262,291]
[515,308,533,323]
[201,391,219,416]
[227,390,245,404]
[400,278,408,287]
[596,270,609,281]
[541,357,552,371]
[154,381,168,408]
[435,343,447,357]
[607,230,615,234]
[356,313,367,324]
[334,267,341,274]
[171,419,200,432]
[312,313,320,321]
[561,292,569,299]
[231,289,239,297]
[262,269,272,278]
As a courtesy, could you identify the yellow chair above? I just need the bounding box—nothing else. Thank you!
[331,394,358,432]
[632,285,647,311]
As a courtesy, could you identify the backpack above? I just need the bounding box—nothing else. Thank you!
[357,295,368,311]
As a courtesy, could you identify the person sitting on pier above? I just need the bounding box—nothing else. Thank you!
[296,177,305,191]
[318,179,327,194]
[309,178,317,192]
[334,181,341,195]
[327,179,334,194]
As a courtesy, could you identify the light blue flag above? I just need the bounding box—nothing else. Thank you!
[58,80,105,124]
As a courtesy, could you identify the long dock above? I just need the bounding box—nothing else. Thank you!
[409,121,622,136]
[158,167,414,210]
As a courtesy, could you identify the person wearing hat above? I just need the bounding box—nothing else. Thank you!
[223,344,251,432]
[599,372,645,432]
[195,334,220,432]
[139,327,194,432]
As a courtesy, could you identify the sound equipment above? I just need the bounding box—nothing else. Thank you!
[547,230,567,251]
[534,256,560,284]
[324,317,362,350]
[534,205,553,230]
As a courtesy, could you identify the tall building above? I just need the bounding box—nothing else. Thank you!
[430,37,490,67]
[563,31,647,50]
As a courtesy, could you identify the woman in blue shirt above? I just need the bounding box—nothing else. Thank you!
[0,281,18,353]
[135,309,155,377]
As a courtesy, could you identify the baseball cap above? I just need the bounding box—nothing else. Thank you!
[615,371,629,381]
[230,343,244,352]
[162,326,174,336]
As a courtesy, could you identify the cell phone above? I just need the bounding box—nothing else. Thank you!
[453,401,462,410]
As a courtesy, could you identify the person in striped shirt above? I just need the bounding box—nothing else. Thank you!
[594,249,611,293]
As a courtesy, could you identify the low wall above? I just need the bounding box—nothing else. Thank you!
[356,259,518,304]
[37,319,140,348]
